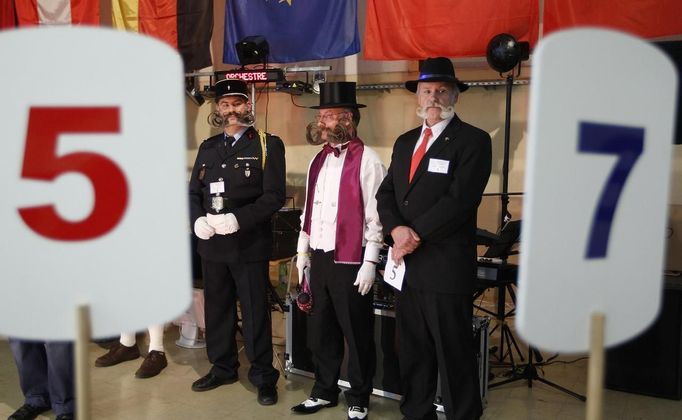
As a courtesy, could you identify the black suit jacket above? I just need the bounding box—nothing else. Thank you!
[189,127,286,263]
[376,115,491,294]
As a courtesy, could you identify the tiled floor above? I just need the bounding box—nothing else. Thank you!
[1,292,680,420]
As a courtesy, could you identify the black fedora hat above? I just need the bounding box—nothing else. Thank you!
[213,78,249,101]
[405,57,469,93]
[310,81,366,109]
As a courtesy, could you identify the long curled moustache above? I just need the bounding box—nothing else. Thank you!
[305,116,356,145]
[416,102,455,120]
[207,111,255,129]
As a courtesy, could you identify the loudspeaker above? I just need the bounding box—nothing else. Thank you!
[606,279,682,399]
[271,205,301,260]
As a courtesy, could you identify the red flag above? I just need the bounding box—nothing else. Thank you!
[364,0,539,60]
[1,0,16,28]
[15,0,99,26]
[544,0,682,39]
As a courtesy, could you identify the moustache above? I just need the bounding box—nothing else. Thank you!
[207,111,255,128]
[305,117,355,145]
[416,102,455,120]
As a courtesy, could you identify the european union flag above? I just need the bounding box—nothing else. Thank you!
[223,0,360,64]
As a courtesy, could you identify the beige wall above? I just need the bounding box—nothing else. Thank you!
[189,0,682,239]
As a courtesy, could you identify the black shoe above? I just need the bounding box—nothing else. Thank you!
[55,414,74,420]
[291,397,337,414]
[8,404,51,420]
[191,372,238,392]
[257,384,278,405]
[94,342,140,367]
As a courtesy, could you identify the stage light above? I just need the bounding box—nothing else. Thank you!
[185,77,205,106]
[312,71,326,94]
[235,35,269,66]
[486,33,530,74]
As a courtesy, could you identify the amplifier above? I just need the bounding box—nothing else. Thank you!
[284,297,489,410]
[271,205,301,260]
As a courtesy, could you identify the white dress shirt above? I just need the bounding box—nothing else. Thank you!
[301,142,387,263]
[412,116,453,155]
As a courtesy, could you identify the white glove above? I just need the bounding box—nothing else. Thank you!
[296,232,311,285]
[353,261,376,296]
[296,253,310,285]
[207,213,240,235]
[194,216,215,240]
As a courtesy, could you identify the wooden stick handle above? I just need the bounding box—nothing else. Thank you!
[76,304,91,420]
[586,312,605,420]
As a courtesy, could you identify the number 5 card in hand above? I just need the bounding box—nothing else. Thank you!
[0,27,191,340]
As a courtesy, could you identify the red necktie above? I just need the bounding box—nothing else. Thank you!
[409,127,432,182]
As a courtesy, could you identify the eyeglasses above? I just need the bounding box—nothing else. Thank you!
[315,112,349,123]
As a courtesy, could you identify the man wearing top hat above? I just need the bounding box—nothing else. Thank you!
[376,57,491,420]
[291,82,386,420]
[188,78,285,405]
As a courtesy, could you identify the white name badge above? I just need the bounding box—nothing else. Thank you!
[516,28,677,353]
[210,181,225,194]
[428,158,449,174]
[0,27,191,340]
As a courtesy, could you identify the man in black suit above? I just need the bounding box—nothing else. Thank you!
[188,78,286,405]
[376,57,491,420]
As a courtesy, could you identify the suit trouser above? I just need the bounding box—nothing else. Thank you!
[397,284,481,420]
[9,339,74,416]
[202,259,280,387]
[307,250,376,407]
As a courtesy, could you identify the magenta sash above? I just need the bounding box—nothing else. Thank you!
[302,138,364,264]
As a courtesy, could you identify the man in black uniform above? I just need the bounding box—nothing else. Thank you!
[188,78,285,406]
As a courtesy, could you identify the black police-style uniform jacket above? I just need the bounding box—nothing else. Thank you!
[376,115,492,295]
[189,126,286,263]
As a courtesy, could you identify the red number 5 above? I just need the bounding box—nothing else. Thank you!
[19,107,128,241]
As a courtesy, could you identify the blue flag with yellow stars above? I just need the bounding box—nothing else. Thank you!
[223,0,360,64]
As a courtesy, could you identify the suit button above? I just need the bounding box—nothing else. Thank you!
[402,200,408,206]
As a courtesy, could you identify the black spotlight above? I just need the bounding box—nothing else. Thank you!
[486,33,530,74]
[235,35,269,66]
[185,77,205,106]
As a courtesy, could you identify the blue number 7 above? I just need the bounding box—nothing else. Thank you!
[578,122,644,259]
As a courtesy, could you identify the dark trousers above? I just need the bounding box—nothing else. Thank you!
[9,339,74,416]
[307,250,376,407]
[202,259,279,387]
[397,284,481,420]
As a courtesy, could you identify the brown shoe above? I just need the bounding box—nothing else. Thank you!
[94,342,140,367]
[135,350,168,378]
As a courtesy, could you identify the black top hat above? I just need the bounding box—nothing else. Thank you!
[213,78,249,101]
[405,57,469,93]
[310,82,366,109]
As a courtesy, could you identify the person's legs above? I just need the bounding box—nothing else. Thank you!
[231,260,279,387]
[8,339,51,410]
[147,324,165,352]
[427,293,481,420]
[329,261,375,409]
[307,250,344,402]
[202,260,240,379]
[397,285,439,420]
[44,341,74,417]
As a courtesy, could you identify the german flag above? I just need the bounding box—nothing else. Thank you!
[111,0,213,71]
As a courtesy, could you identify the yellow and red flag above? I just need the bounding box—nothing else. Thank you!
[111,0,213,71]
